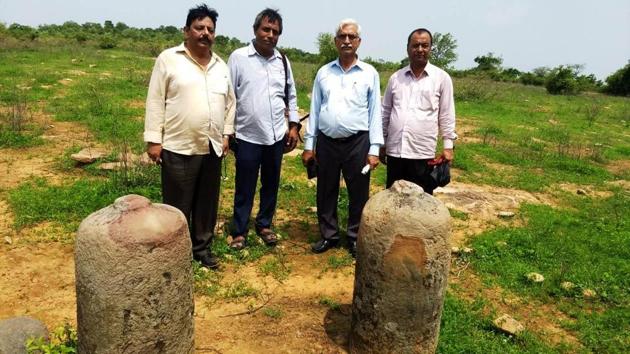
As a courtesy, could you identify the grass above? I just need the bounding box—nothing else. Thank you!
[437,294,566,353]
[7,166,161,230]
[258,254,291,282]
[469,190,630,353]
[318,296,341,311]
[262,306,284,319]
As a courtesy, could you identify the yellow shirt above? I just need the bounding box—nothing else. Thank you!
[144,43,235,156]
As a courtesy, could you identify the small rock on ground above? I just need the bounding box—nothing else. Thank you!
[493,314,524,336]
[526,272,545,283]
[71,148,108,164]
[0,316,48,354]
[498,211,515,218]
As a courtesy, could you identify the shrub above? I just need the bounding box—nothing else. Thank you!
[545,65,581,95]
[603,64,630,96]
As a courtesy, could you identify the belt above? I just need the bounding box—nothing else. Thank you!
[320,130,367,143]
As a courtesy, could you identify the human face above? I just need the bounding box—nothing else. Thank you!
[254,17,280,56]
[335,24,361,57]
[185,17,216,51]
[407,31,432,67]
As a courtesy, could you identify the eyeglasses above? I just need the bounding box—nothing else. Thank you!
[336,34,359,41]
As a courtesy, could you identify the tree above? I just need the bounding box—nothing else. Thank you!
[431,32,457,69]
[474,52,503,71]
[603,63,630,96]
[545,65,581,95]
[316,32,337,64]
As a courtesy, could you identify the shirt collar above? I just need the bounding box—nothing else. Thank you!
[332,57,366,72]
[247,40,282,59]
[175,42,218,64]
[404,61,436,78]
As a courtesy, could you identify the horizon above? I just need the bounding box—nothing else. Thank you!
[1,0,629,80]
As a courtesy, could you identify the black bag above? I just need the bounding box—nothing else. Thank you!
[429,160,451,188]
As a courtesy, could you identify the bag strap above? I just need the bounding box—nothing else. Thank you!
[280,52,289,109]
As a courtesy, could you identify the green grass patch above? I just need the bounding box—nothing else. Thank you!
[469,191,630,352]
[7,166,161,230]
[438,294,566,353]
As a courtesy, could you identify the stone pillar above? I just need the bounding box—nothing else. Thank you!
[75,195,194,354]
[349,181,451,354]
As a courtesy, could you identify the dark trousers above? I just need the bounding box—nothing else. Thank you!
[161,148,222,257]
[232,138,284,236]
[386,156,435,195]
[316,131,370,241]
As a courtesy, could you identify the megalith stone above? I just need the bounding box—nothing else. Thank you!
[75,194,194,354]
[350,180,451,354]
[0,316,48,354]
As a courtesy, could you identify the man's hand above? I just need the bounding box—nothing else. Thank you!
[222,136,230,156]
[285,125,299,152]
[147,142,162,164]
[442,148,454,164]
[367,154,379,170]
[302,150,315,166]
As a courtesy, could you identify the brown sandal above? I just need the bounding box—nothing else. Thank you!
[229,235,247,250]
[256,228,278,246]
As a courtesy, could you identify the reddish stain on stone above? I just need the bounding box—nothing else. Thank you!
[383,235,427,279]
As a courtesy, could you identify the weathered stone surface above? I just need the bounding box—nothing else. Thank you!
[0,316,48,354]
[583,288,597,298]
[70,148,108,163]
[75,194,194,354]
[560,281,575,290]
[493,314,524,335]
[350,180,451,354]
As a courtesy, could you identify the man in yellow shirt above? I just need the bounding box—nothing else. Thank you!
[144,4,235,269]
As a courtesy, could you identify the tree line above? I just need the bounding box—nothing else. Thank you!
[1,21,628,96]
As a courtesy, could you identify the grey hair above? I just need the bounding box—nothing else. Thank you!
[336,18,361,37]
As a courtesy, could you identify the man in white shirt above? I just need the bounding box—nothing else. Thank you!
[227,8,300,250]
[381,28,457,195]
[144,4,235,269]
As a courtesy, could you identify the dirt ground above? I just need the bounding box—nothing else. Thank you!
[0,120,586,352]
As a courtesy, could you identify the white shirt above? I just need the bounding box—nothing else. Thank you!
[144,43,235,156]
[382,63,457,159]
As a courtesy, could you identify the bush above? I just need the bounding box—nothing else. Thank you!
[603,64,630,96]
[98,34,117,49]
[545,65,581,95]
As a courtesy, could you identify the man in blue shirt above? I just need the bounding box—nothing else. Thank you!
[302,19,383,257]
[227,8,300,250]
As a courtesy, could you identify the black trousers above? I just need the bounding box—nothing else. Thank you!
[161,148,222,257]
[316,131,370,241]
[386,156,435,195]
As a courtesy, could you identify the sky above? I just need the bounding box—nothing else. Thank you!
[1,0,629,79]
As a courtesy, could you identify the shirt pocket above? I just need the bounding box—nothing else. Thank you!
[208,77,228,96]
[418,89,438,111]
[348,80,369,107]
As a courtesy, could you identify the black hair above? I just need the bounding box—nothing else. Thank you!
[253,8,283,35]
[407,28,433,46]
[185,4,218,28]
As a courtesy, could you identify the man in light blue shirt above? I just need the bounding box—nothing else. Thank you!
[227,8,300,250]
[302,18,383,258]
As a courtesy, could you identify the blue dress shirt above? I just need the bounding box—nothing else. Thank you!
[228,41,299,145]
[304,59,383,156]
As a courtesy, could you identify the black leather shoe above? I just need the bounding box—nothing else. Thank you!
[195,253,219,270]
[311,238,339,253]
[346,239,357,258]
